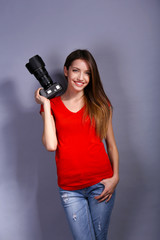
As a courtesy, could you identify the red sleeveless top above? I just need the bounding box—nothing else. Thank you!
[40,96,113,190]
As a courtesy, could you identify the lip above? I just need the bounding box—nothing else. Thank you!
[73,80,85,87]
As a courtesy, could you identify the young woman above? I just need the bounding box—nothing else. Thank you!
[35,49,119,240]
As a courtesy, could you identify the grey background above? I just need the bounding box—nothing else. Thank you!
[0,0,159,239]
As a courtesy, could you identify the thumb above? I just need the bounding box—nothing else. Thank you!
[100,179,104,184]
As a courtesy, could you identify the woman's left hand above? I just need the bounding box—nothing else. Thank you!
[94,176,119,203]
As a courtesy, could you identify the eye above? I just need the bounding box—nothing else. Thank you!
[86,72,91,76]
[72,69,78,72]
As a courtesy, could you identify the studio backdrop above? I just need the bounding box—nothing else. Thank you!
[0,1,159,240]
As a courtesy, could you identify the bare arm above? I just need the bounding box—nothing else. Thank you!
[105,107,119,180]
[95,107,119,202]
[35,88,58,151]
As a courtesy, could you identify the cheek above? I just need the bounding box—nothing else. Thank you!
[67,74,76,84]
[68,72,76,79]
[86,76,90,84]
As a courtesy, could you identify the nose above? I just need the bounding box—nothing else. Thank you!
[78,71,84,81]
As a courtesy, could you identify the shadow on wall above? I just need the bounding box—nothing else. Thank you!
[0,77,71,240]
[51,71,68,96]
[94,46,147,240]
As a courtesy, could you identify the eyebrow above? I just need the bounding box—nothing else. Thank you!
[72,66,90,72]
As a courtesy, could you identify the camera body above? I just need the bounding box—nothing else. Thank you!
[39,83,62,99]
[26,55,64,99]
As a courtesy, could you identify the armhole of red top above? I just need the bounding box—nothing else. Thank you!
[39,103,53,115]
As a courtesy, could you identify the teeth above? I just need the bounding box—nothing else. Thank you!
[74,81,84,86]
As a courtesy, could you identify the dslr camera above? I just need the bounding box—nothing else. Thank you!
[26,55,64,99]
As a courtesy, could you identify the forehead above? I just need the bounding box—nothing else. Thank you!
[71,59,90,70]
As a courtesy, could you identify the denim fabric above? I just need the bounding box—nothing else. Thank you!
[59,182,116,240]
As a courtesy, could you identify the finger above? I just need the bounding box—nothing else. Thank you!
[105,194,112,203]
[35,88,43,99]
[98,194,110,203]
[94,189,109,200]
[94,191,105,200]
[37,87,43,95]
[35,88,42,96]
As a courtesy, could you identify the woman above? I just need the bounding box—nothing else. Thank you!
[35,49,119,240]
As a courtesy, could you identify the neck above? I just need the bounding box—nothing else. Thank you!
[62,88,84,102]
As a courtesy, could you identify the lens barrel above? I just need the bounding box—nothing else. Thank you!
[25,55,53,90]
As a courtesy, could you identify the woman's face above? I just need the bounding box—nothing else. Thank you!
[64,59,90,93]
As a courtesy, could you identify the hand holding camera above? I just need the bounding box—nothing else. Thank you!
[34,87,50,105]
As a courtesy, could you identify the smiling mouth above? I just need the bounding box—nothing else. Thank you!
[73,81,85,86]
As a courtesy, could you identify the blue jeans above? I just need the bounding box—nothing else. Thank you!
[59,182,116,240]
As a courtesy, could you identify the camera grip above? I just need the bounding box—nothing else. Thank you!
[39,89,47,98]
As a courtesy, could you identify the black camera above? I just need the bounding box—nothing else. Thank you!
[26,55,64,99]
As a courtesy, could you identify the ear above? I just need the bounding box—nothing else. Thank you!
[64,66,68,77]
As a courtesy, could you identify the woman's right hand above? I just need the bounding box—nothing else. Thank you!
[35,88,57,151]
[34,88,49,105]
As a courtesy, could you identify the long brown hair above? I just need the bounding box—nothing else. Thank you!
[64,49,113,140]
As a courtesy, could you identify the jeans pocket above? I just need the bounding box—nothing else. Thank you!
[98,180,105,187]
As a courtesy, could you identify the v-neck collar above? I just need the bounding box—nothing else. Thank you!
[59,96,85,114]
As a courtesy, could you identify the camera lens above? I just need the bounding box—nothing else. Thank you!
[26,55,53,90]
